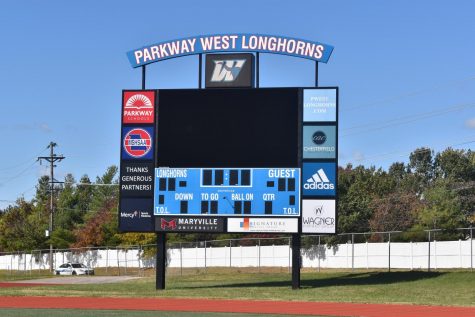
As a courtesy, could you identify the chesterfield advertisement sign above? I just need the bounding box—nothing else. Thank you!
[127,34,334,68]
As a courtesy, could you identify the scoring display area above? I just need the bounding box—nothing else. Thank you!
[154,168,300,216]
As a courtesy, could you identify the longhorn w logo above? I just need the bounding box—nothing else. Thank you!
[210,59,246,82]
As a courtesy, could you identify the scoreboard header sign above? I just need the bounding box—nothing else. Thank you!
[127,34,334,68]
[154,168,300,217]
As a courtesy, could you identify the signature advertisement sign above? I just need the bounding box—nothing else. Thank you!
[227,217,298,233]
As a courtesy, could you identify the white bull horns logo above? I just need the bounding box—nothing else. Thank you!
[210,59,246,82]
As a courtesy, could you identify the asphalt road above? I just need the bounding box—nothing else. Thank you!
[10,276,141,284]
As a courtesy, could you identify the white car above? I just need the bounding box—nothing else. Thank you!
[54,263,95,275]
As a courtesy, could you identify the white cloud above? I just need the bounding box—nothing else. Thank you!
[353,151,366,162]
[465,118,475,129]
[13,122,52,133]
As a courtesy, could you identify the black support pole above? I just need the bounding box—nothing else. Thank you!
[199,53,202,89]
[142,65,146,90]
[156,233,166,290]
[291,233,301,289]
[256,52,259,88]
[428,231,431,272]
[388,232,391,272]
[315,61,319,87]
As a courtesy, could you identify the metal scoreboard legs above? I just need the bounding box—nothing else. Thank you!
[292,234,301,289]
[156,233,166,290]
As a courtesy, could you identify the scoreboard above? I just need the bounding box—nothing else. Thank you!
[119,87,338,234]
[154,168,300,216]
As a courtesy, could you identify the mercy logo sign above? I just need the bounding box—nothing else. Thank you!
[210,59,246,82]
[121,126,154,160]
[119,198,154,232]
[302,163,336,196]
[205,53,254,88]
[122,91,155,124]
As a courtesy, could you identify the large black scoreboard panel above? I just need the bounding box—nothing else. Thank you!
[156,88,300,168]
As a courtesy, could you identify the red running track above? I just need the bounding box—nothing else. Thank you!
[0,296,474,317]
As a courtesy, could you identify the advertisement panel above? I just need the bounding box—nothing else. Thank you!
[227,217,298,233]
[121,126,154,160]
[302,162,336,196]
[154,168,300,216]
[122,91,155,124]
[155,216,225,233]
[302,199,336,233]
[205,53,254,88]
[119,198,154,232]
[303,89,337,122]
[303,126,336,159]
[120,162,154,197]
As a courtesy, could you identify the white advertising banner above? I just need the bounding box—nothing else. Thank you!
[302,199,336,233]
[227,218,298,233]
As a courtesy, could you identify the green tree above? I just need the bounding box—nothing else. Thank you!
[411,180,467,240]
[73,166,119,247]
[409,147,434,189]
[0,199,48,251]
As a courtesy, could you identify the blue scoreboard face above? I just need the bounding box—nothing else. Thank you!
[154,168,300,216]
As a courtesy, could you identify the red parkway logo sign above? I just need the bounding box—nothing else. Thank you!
[123,91,155,124]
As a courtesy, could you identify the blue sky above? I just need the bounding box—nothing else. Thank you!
[1,0,474,209]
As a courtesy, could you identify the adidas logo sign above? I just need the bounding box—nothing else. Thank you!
[303,169,335,190]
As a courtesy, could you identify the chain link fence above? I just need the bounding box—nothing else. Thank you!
[0,228,473,279]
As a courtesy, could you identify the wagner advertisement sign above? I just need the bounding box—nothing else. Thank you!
[302,199,336,233]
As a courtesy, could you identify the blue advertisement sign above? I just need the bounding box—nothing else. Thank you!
[127,34,334,68]
[303,126,336,159]
[302,162,336,196]
[119,198,154,232]
[154,168,300,216]
[303,89,337,122]
[121,126,154,160]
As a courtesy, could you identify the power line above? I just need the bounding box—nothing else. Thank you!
[0,161,38,183]
[341,102,475,137]
[63,182,119,187]
[346,75,475,112]
[348,137,475,163]
[0,148,48,172]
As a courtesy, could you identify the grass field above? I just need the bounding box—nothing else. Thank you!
[1,308,325,317]
[0,268,474,306]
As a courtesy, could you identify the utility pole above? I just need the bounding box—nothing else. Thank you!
[37,142,65,272]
